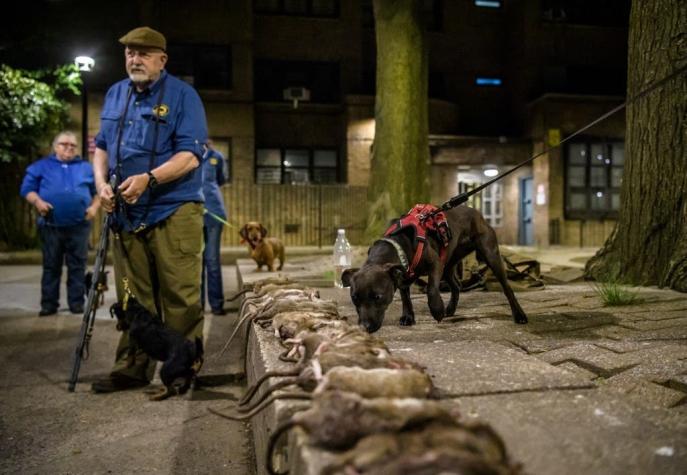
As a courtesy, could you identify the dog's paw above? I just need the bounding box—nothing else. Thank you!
[148,387,175,401]
[399,315,415,326]
[514,312,528,324]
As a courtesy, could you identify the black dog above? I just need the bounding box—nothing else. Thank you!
[342,206,527,333]
[110,297,204,400]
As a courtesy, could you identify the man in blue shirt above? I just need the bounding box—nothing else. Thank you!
[20,131,99,316]
[201,140,228,315]
[91,26,209,393]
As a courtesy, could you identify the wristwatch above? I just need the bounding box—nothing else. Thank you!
[146,171,159,190]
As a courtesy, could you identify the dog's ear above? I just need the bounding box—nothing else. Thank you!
[239,225,248,242]
[260,225,268,238]
[341,267,359,287]
[383,263,406,288]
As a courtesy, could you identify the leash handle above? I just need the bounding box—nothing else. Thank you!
[431,63,687,217]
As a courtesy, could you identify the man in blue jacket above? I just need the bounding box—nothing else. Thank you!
[91,26,208,393]
[20,131,99,316]
[201,140,228,315]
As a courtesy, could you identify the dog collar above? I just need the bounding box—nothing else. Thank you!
[379,238,409,274]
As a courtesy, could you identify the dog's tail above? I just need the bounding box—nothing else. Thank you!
[195,336,204,357]
[192,337,205,374]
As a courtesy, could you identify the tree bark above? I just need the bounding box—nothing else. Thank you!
[586,0,687,291]
[366,0,430,239]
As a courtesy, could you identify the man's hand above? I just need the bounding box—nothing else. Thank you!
[34,198,53,217]
[98,183,115,213]
[85,205,98,221]
[118,173,150,204]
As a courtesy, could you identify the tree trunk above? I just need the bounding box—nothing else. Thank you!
[366,0,429,240]
[586,0,687,291]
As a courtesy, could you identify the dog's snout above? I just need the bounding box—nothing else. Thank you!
[360,321,381,334]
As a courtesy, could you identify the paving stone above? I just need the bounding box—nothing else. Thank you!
[504,335,578,354]
[594,340,663,353]
[385,340,592,396]
[538,344,687,379]
[613,309,687,322]
[666,374,687,393]
[593,325,687,342]
[612,300,687,314]
[616,317,687,332]
[537,343,637,377]
[451,390,687,475]
[556,361,599,381]
[524,311,619,337]
[599,379,686,409]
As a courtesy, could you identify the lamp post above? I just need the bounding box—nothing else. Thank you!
[74,56,95,160]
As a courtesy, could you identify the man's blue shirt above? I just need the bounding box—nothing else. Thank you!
[20,154,96,227]
[202,149,227,226]
[95,70,208,231]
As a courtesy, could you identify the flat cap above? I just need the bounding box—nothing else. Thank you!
[118,26,166,51]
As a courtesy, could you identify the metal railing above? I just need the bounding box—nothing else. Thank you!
[85,179,368,248]
[7,173,368,249]
[220,179,368,247]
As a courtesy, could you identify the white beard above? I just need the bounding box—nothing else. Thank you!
[129,72,151,88]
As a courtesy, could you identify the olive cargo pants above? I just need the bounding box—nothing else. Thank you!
[110,202,204,381]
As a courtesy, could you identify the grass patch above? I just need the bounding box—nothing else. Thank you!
[592,280,644,306]
[323,270,335,281]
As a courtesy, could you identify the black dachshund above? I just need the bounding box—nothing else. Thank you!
[110,297,204,401]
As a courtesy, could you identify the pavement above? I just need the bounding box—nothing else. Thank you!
[237,247,687,475]
[0,264,254,474]
[2,246,686,474]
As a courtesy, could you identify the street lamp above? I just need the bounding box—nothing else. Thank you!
[74,56,95,160]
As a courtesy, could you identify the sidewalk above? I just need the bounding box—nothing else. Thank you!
[0,264,253,474]
[238,251,687,474]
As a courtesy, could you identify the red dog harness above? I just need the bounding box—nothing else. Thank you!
[383,204,452,279]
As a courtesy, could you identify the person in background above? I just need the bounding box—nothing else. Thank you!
[201,139,228,315]
[91,26,208,393]
[20,131,99,316]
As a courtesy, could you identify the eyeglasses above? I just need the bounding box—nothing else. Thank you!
[57,143,78,149]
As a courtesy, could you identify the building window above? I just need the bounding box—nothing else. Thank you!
[541,0,630,27]
[256,148,339,184]
[457,172,502,228]
[482,182,503,227]
[474,0,502,8]
[476,77,502,86]
[166,44,232,90]
[254,0,339,18]
[565,140,624,219]
[254,60,340,104]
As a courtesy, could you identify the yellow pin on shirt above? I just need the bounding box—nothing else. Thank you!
[153,104,169,117]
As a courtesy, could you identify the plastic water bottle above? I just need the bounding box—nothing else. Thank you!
[333,229,352,288]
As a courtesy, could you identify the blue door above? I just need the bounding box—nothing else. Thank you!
[519,177,534,245]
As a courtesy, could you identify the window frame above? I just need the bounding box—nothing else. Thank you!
[166,43,232,91]
[457,172,502,228]
[255,147,340,185]
[564,138,624,220]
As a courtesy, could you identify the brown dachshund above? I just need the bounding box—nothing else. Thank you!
[239,222,285,272]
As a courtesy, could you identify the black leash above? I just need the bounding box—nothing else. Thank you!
[428,63,687,217]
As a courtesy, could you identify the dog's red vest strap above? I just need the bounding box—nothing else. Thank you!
[383,204,452,279]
